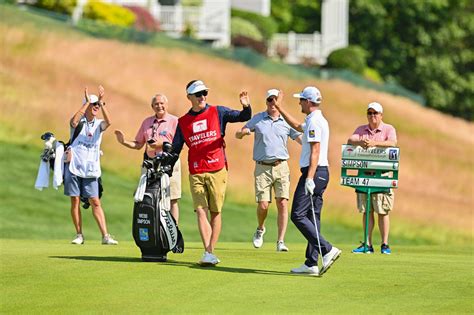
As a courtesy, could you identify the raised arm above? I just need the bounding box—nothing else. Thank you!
[98,85,111,130]
[70,87,90,128]
[273,90,303,132]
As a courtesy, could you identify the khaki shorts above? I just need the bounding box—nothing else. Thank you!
[170,158,181,200]
[254,161,290,202]
[189,168,227,213]
[357,189,394,215]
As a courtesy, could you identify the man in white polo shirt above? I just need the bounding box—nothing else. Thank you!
[274,86,341,276]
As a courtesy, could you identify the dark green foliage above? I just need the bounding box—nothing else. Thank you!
[231,8,277,41]
[349,0,473,120]
[271,0,321,33]
[326,45,368,74]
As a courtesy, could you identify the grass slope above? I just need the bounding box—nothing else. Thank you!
[1,240,472,314]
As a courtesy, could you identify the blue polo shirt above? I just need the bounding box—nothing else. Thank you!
[245,111,301,162]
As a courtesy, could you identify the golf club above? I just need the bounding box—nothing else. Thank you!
[309,194,324,276]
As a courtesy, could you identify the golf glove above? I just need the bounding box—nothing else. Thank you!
[305,178,315,195]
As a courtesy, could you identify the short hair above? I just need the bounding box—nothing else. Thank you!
[151,94,168,106]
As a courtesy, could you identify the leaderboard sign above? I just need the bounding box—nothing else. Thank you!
[340,145,400,190]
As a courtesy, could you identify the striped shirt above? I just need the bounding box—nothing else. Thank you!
[350,122,397,142]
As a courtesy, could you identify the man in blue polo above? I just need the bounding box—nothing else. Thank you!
[236,89,301,252]
[274,86,341,276]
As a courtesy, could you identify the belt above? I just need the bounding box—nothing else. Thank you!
[256,160,285,167]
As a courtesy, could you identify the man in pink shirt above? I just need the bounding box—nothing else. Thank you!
[114,94,181,222]
[347,102,397,255]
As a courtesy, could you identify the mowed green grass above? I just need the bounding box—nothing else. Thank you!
[1,239,472,314]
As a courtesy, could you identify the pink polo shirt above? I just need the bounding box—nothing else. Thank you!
[135,113,178,158]
[350,122,397,142]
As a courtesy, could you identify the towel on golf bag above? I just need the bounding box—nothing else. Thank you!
[35,141,65,190]
[159,173,171,212]
[134,173,147,202]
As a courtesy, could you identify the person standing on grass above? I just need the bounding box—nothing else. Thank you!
[172,80,251,266]
[348,102,397,255]
[65,86,118,245]
[235,89,301,252]
[114,93,182,223]
[273,86,341,276]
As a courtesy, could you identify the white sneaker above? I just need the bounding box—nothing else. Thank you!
[252,227,266,248]
[199,251,219,266]
[71,234,84,245]
[321,246,341,274]
[102,234,118,245]
[276,241,289,252]
[290,264,319,276]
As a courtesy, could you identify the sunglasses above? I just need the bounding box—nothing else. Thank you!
[193,90,208,98]
[91,102,101,107]
[367,111,379,116]
[266,97,276,103]
[299,98,307,102]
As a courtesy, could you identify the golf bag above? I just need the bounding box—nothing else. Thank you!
[132,143,184,262]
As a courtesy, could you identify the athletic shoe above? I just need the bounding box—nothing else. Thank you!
[320,247,342,275]
[381,244,391,254]
[352,243,374,254]
[102,234,118,245]
[71,234,84,245]
[199,251,219,266]
[252,227,266,248]
[276,241,289,252]
[290,264,319,276]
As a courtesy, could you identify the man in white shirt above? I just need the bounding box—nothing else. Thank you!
[274,86,341,276]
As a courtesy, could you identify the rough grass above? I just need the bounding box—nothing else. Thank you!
[0,4,473,236]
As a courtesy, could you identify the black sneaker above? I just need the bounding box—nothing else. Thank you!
[352,243,374,254]
[381,244,391,254]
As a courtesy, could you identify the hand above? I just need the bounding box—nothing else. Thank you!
[239,90,250,107]
[84,87,90,103]
[305,178,315,195]
[98,85,105,101]
[114,129,125,144]
[274,90,284,109]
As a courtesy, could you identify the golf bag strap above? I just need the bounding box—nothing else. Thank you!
[66,120,84,147]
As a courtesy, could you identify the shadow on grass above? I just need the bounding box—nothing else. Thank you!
[50,256,299,277]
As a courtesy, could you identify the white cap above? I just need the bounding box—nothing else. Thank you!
[293,86,322,104]
[186,80,209,95]
[266,89,279,98]
[84,94,99,105]
[367,102,383,113]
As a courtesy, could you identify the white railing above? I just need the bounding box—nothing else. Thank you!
[268,0,348,65]
[158,1,230,47]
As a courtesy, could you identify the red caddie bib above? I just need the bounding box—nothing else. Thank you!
[178,106,226,174]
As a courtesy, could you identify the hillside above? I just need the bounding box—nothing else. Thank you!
[1,5,472,240]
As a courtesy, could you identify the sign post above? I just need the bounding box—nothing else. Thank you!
[340,145,400,253]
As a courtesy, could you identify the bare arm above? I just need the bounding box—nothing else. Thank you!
[273,90,303,132]
[307,142,320,180]
[70,87,89,128]
[114,130,145,150]
[295,134,303,145]
[98,85,111,130]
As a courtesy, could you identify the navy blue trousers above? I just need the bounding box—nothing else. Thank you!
[291,166,332,267]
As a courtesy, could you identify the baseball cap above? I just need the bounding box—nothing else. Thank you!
[367,102,383,113]
[266,89,279,98]
[293,86,322,104]
[186,80,209,95]
[84,94,99,105]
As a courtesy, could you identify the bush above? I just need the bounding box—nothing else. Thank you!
[83,1,135,28]
[231,9,277,41]
[363,67,383,83]
[231,35,267,55]
[124,5,160,32]
[326,45,368,74]
[231,17,263,42]
[32,0,77,15]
